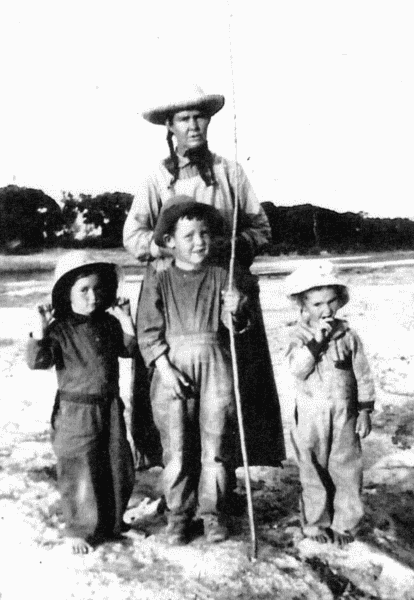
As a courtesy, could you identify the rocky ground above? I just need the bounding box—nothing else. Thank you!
[2,257,414,599]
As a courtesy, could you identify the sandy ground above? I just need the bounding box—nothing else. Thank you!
[2,259,414,599]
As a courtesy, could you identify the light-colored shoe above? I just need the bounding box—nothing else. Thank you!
[203,515,229,543]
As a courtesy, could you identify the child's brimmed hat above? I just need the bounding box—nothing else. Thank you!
[142,84,225,125]
[153,196,224,247]
[285,260,349,307]
[52,250,123,314]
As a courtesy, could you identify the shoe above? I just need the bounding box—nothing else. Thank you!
[203,515,229,543]
[165,520,189,546]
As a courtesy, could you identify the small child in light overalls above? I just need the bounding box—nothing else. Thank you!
[27,251,136,554]
[285,261,375,546]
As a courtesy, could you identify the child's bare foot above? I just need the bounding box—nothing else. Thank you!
[305,531,330,544]
[332,530,354,548]
[69,537,93,554]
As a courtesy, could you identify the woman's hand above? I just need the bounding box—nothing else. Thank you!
[155,354,192,400]
[32,304,54,339]
[356,410,372,438]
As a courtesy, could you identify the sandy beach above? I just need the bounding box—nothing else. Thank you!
[2,255,414,599]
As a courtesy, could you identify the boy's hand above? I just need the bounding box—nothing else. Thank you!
[32,304,54,339]
[222,288,242,315]
[356,410,372,438]
[155,354,192,400]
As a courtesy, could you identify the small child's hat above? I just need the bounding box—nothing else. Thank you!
[153,195,223,247]
[285,260,349,306]
[52,250,123,313]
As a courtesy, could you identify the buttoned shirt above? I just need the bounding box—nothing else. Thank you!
[27,311,136,397]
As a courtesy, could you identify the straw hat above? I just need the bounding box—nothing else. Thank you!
[51,250,123,314]
[153,196,223,247]
[142,84,225,125]
[285,260,349,306]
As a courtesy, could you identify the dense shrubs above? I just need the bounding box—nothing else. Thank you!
[0,186,133,251]
[2,185,414,255]
[0,186,62,252]
[262,202,414,255]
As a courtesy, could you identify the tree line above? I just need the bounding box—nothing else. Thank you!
[1,185,414,255]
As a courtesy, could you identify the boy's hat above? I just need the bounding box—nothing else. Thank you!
[52,250,123,312]
[285,260,349,306]
[142,83,225,125]
[153,195,222,247]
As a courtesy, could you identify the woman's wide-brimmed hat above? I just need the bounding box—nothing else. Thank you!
[51,250,123,314]
[285,260,349,306]
[153,195,224,247]
[142,84,225,125]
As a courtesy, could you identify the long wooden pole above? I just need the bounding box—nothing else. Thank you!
[226,4,258,562]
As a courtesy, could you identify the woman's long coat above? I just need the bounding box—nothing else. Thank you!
[123,152,286,469]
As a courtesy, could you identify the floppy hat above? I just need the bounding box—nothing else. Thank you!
[153,195,223,247]
[285,260,349,306]
[51,250,123,313]
[142,84,225,125]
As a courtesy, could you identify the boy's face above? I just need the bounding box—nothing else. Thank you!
[165,217,211,270]
[70,273,104,315]
[302,286,341,326]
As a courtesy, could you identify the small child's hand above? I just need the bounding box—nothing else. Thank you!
[297,317,334,345]
[111,298,135,336]
[356,410,372,438]
[114,297,131,317]
[156,355,192,400]
[222,288,242,315]
[313,318,334,343]
[32,304,54,339]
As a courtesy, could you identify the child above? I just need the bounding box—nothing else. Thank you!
[26,251,136,554]
[285,261,375,547]
[137,195,250,545]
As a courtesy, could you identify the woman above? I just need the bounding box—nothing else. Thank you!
[124,83,285,472]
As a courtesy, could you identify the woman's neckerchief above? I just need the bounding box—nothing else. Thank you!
[163,142,217,188]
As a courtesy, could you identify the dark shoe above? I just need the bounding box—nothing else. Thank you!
[165,520,189,546]
[203,515,229,543]
[227,491,246,516]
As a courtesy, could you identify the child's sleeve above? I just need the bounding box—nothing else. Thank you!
[286,326,319,380]
[109,316,137,358]
[349,330,376,411]
[137,265,169,367]
[26,327,59,370]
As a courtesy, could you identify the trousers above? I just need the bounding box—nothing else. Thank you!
[291,396,363,536]
[151,334,236,521]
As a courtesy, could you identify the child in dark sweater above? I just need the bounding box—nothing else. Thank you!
[27,251,136,554]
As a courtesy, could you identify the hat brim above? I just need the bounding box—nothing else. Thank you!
[154,201,224,247]
[288,281,349,308]
[52,262,120,314]
[142,95,225,125]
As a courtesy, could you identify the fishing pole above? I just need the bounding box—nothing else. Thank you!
[226,2,258,562]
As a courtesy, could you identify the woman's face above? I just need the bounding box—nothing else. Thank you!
[167,109,210,154]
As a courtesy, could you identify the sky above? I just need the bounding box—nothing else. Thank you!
[0,0,413,218]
